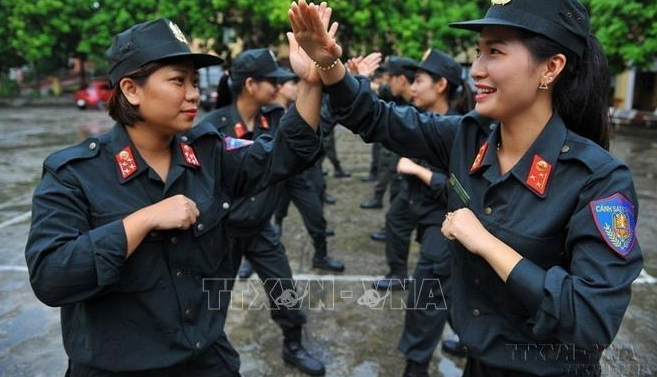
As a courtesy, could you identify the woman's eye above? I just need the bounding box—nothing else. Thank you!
[171,77,185,84]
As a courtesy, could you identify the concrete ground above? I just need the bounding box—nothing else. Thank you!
[0,107,655,376]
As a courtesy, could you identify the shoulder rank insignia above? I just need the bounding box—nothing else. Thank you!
[470,141,488,173]
[234,122,247,138]
[115,146,138,180]
[260,115,270,130]
[491,0,511,5]
[224,136,254,151]
[589,193,636,257]
[526,154,552,195]
[180,143,201,167]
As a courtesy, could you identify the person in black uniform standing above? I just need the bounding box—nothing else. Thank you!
[290,0,643,375]
[391,48,475,377]
[359,56,416,211]
[202,48,325,376]
[25,18,325,376]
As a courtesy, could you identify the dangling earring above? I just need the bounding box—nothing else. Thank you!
[538,82,549,90]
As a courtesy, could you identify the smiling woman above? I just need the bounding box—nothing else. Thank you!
[24,17,323,376]
[288,0,643,376]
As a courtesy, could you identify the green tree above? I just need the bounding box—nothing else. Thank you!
[584,0,657,73]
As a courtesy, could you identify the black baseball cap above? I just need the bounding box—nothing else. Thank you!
[230,49,295,80]
[381,56,418,77]
[106,18,224,86]
[449,0,589,58]
[404,49,462,87]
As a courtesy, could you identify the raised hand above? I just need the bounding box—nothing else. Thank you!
[288,0,341,68]
[357,52,382,77]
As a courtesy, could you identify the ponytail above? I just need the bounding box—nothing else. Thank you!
[521,31,611,150]
[451,77,475,115]
[215,73,233,108]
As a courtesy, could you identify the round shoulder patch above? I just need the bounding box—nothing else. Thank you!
[589,193,636,257]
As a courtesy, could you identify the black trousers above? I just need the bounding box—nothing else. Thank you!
[373,147,401,201]
[384,188,416,276]
[398,226,451,364]
[66,333,241,377]
[322,127,342,171]
[369,142,381,176]
[274,163,328,255]
[231,223,307,331]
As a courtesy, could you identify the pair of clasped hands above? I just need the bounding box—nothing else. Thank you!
[287,0,497,257]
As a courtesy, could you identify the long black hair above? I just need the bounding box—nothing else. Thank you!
[425,71,475,115]
[520,30,611,150]
[215,72,243,109]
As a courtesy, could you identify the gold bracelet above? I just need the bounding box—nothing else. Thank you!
[314,58,340,71]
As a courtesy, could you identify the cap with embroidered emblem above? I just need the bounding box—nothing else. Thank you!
[403,49,463,87]
[106,18,223,86]
[230,49,296,80]
[449,0,590,58]
[380,56,417,77]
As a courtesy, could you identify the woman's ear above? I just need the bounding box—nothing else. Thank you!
[541,53,567,87]
[434,77,449,95]
[119,78,140,106]
[244,77,256,96]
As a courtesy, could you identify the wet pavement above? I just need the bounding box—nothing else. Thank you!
[0,107,655,376]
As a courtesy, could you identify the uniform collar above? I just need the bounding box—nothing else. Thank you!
[472,112,568,198]
[106,123,149,184]
[106,123,200,185]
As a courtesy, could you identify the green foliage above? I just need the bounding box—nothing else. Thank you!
[583,0,657,73]
[0,0,655,78]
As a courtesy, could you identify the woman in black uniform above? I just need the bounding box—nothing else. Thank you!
[25,18,323,376]
[395,48,474,377]
[289,0,643,376]
[202,48,325,376]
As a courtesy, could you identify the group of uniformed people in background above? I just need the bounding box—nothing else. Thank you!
[25,0,644,376]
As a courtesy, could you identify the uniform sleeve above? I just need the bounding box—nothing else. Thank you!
[220,104,323,198]
[506,162,643,349]
[325,73,456,171]
[425,170,448,200]
[25,167,127,307]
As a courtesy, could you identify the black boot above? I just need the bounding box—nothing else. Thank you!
[360,197,383,209]
[237,260,253,280]
[360,173,377,182]
[370,230,386,242]
[441,338,467,358]
[283,328,325,376]
[402,360,429,377]
[312,242,344,272]
[323,192,337,205]
[372,273,408,291]
[333,164,351,178]
[325,228,335,237]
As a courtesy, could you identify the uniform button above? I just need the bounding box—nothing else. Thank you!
[185,308,192,317]
[473,308,481,317]
[474,278,480,286]
[221,116,227,121]
[88,142,97,150]
[250,197,255,202]
[409,200,414,205]
[176,270,183,278]
[197,223,205,231]
[484,207,493,215]
[150,231,159,237]
[561,144,570,153]
[462,345,469,354]
[195,341,202,349]
[181,135,188,142]
[222,202,230,209]
[171,237,178,244]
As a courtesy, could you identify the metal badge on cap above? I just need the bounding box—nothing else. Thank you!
[491,0,512,5]
[168,21,188,44]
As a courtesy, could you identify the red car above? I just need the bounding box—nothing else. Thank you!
[74,80,113,109]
